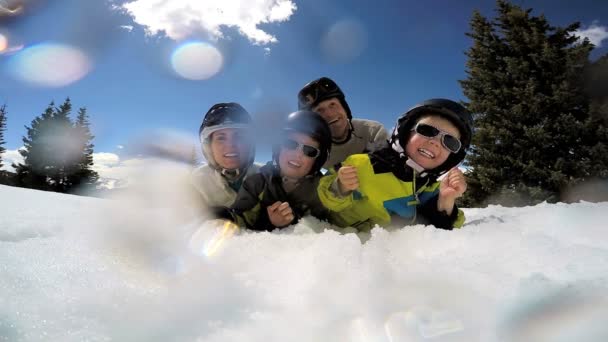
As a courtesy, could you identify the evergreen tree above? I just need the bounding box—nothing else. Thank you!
[586,54,608,127]
[0,104,12,185]
[14,102,56,190]
[14,98,99,193]
[46,98,78,192]
[0,104,6,170]
[460,0,607,206]
[68,107,99,193]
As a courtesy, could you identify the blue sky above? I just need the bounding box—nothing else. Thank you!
[1,0,607,182]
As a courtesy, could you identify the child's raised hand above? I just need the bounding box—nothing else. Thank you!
[267,201,294,228]
[337,165,359,193]
[439,167,467,200]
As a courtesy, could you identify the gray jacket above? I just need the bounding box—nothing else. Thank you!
[323,118,389,169]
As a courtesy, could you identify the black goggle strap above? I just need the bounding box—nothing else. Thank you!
[298,78,339,108]
[203,104,248,127]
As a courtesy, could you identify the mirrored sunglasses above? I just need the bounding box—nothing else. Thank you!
[412,123,462,153]
[281,139,321,158]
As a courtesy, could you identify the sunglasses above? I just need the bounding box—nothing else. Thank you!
[297,77,339,109]
[412,123,462,153]
[281,139,321,158]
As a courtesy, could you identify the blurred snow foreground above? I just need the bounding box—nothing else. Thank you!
[1,160,608,342]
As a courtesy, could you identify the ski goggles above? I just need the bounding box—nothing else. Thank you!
[202,103,251,128]
[412,123,462,153]
[281,139,321,158]
[297,77,340,109]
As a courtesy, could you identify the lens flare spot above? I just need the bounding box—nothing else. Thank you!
[8,43,92,87]
[0,33,7,52]
[171,42,223,80]
[321,19,368,63]
[188,219,239,258]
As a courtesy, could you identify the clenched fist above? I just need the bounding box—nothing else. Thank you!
[439,167,468,200]
[337,165,359,193]
[267,201,294,228]
[437,168,467,215]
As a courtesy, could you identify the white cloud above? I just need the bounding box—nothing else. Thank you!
[92,153,149,189]
[92,151,195,190]
[120,25,134,32]
[0,148,24,171]
[118,0,297,45]
[575,22,608,47]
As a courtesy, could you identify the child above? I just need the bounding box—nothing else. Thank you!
[220,110,333,231]
[191,102,259,208]
[318,98,473,231]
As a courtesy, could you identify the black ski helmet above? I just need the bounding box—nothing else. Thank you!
[297,77,352,121]
[199,102,255,176]
[391,98,473,176]
[273,110,332,175]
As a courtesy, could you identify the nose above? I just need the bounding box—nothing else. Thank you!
[225,136,238,148]
[427,135,442,146]
[293,146,305,158]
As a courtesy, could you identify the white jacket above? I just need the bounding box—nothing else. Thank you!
[191,163,261,208]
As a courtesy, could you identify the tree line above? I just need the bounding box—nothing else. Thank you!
[0,0,607,204]
[0,98,99,194]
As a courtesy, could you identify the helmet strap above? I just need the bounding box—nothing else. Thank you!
[405,158,428,178]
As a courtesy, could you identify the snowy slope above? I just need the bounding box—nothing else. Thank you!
[1,183,608,342]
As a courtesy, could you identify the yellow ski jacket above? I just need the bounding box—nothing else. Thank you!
[318,148,465,231]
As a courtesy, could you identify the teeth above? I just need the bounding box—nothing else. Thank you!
[328,118,339,125]
[418,148,434,158]
[288,161,301,167]
[224,153,239,158]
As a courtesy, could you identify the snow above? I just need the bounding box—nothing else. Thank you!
[1,177,608,341]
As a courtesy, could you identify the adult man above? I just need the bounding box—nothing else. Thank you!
[297,77,388,169]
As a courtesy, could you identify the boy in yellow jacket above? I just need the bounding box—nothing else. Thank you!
[318,98,473,231]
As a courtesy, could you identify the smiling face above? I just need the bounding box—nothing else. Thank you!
[278,132,319,178]
[312,98,349,141]
[405,115,461,170]
[209,128,251,170]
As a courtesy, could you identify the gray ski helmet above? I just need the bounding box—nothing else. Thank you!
[392,98,473,176]
[199,102,254,172]
[297,77,352,120]
[273,110,332,175]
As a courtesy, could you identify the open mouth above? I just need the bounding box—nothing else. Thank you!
[224,153,239,158]
[287,160,302,168]
[418,148,435,159]
[328,118,340,125]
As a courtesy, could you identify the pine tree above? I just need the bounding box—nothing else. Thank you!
[0,104,10,185]
[586,54,608,127]
[460,0,606,206]
[0,104,6,170]
[68,107,99,193]
[14,98,100,193]
[14,102,56,190]
[46,98,78,192]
